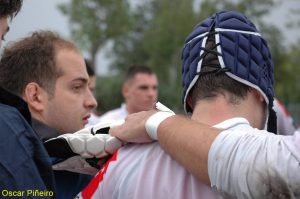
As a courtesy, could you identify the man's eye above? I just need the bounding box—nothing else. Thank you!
[73,85,82,91]
[139,86,148,90]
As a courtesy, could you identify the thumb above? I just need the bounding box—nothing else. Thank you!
[109,125,123,138]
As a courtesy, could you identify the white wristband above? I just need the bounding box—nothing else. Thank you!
[145,111,175,140]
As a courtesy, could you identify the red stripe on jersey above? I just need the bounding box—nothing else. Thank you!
[81,151,119,199]
[276,99,290,117]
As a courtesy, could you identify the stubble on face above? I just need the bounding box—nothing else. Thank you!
[44,49,95,134]
[126,73,158,113]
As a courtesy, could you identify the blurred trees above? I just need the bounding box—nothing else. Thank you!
[58,0,133,67]
[59,0,300,114]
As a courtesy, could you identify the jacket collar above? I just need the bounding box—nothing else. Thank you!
[0,87,32,124]
[32,118,61,142]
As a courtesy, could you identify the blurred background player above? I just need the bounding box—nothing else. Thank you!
[98,65,158,122]
[273,98,296,135]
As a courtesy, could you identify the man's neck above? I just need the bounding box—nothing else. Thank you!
[126,103,139,115]
[190,93,265,129]
[191,97,242,126]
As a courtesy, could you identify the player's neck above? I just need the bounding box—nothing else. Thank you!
[126,103,138,115]
[191,97,241,126]
[191,92,266,129]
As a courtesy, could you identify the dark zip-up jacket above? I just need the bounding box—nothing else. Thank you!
[0,87,56,197]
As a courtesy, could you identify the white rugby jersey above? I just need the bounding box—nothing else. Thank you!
[76,118,247,199]
[77,144,225,199]
[209,118,300,198]
[77,119,262,199]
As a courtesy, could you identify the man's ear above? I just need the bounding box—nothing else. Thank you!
[252,89,265,102]
[23,82,45,112]
[122,83,129,98]
[187,94,193,110]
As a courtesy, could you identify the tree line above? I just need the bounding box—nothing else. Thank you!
[58,0,300,116]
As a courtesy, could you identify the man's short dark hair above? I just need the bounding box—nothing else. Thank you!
[85,59,95,77]
[189,33,250,110]
[125,65,154,83]
[0,31,79,97]
[0,0,23,18]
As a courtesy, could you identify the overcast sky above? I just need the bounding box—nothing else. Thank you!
[5,0,70,41]
[3,0,113,74]
[3,0,300,75]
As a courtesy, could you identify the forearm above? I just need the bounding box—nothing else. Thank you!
[157,115,220,185]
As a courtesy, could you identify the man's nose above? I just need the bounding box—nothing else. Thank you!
[85,89,98,109]
[148,87,158,98]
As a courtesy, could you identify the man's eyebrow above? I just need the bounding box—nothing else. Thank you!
[71,77,88,84]
[138,85,149,89]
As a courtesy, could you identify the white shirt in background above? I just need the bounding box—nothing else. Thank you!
[98,103,128,122]
[273,99,296,135]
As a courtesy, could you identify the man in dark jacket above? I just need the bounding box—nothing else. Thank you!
[0,0,56,196]
[0,31,97,198]
[0,87,56,196]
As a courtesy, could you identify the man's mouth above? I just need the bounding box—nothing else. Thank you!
[82,114,91,124]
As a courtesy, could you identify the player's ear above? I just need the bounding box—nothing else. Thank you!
[187,94,193,110]
[122,83,129,98]
[23,82,46,112]
[252,89,265,102]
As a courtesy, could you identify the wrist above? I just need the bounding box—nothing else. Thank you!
[145,111,175,140]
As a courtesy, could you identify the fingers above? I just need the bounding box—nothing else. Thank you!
[109,111,155,143]
[109,125,123,139]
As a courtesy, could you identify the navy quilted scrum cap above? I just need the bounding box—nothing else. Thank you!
[181,10,274,113]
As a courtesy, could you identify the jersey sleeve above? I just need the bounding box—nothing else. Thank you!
[208,128,300,198]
